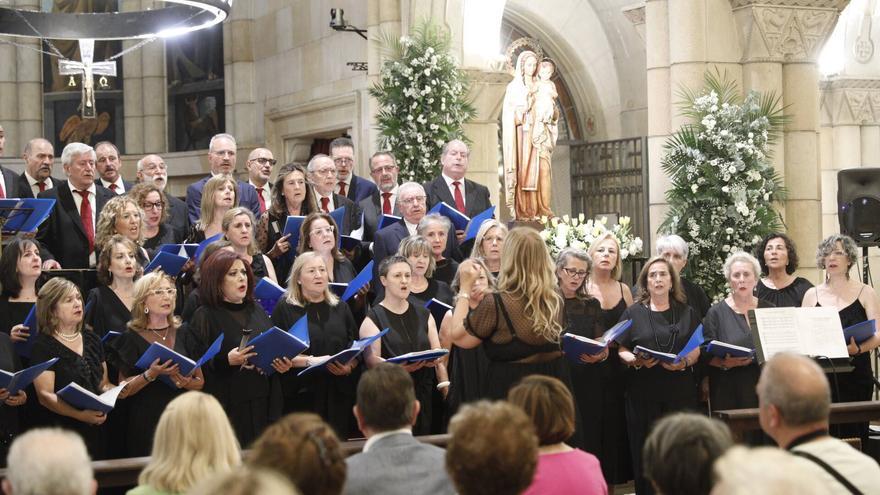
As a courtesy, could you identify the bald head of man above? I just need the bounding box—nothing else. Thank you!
[246,147,275,187]
[756,352,831,448]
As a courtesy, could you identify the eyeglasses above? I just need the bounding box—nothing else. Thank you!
[562,267,589,278]
[310,226,334,236]
[313,168,336,177]
[333,157,354,166]
[149,288,177,297]
[371,165,397,174]
[400,195,426,205]
[142,201,165,210]
[251,157,277,166]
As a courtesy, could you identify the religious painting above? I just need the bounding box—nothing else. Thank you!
[44,95,121,150]
[166,24,225,151]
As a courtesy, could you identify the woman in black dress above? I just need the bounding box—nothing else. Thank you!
[702,252,772,415]
[399,235,454,307]
[556,247,617,484]
[130,182,177,259]
[94,195,149,266]
[0,332,27,466]
[361,255,446,435]
[182,249,288,447]
[585,232,633,485]
[449,228,571,401]
[469,220,507,277]
[615,256,701,495]
[223,207,278,283]
[114,272,205,456]
[257,163,318,286]
[802,234,880,446]
[1,237,42,343]
[86,235,140,340]
[31,278,114,459]
[656,234,711,318]
[418,213,459,285]
[270,252,358,438]
[756,232,813,307]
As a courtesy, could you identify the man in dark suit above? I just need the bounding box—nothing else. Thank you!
[359,151,401,244]
[344,363,456,495]
[330,136,378,204]
[94,141,134,194]
[37,142,115,270]
[424,139,493,240]
[17,138,63,199]
[307,154,362,235]
[137,153,189,243]
[185,133,261,223]
[0,124,15,198]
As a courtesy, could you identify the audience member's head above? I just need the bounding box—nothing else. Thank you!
[137,391,240,494]
[188,467,300,495]
[712,446,825,495]
[756,352,831,448]
[642,412,733,495]
[2,428,96,495]
[446,401,538,495]
[249,413,346,495]
[354,362,419,436]
[507,375,575,447]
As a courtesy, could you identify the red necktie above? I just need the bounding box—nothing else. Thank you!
[38,181,46,192]
[382,192,392,215]
[321,196,330,213]
[76,190,95,253]
[256,187,267,214]
[452,181,465,213]
[109,183,117,192]
[0,182,6,199]
[338,181,347,197]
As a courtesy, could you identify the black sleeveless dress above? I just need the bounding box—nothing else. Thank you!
[368,303,435,435]
[756,277,813,308]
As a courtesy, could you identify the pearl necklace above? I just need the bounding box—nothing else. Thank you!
[55,331,81,342]
[148,326,170,342]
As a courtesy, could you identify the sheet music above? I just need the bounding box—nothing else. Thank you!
[752,307,849,361]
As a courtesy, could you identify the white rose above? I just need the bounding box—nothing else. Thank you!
[554,235,568,250]
[721,186,729,193]
[571,240,586,250]
[691,184,699,193]
[539,230,550,241]
[620,248,629,260]
[725,227,734,235]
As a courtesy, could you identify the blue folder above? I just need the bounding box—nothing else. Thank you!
[13,304,37,358]
[329,283,348,298]
[158,244,199,259]
[424,298,452,329]
[378,214,401,230]
[134,333,224,388]
[297,328,389,376]
[143,251,189,277]
[329,206,346,231]
[193,233,223,263]
[386,349,449,365]
[254,277,285,316]
[246,326,309,375]
[562,319,632,361]
[0,357,58,394]
[341,261,373,301]
[283,215,306,252]
[428,202,470,231]
[0,198,56,233]
[101,330,123,344]
[843,319,876,344]
[57,381,126,414]
[464,206,496,242]
[634,325,704,364]
[704,340,755,359]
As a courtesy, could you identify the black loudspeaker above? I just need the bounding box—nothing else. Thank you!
[838,169,880,247]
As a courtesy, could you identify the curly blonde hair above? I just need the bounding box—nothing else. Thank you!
[95,194,144,250]
[496,228,563,342]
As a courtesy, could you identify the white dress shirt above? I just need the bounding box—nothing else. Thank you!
[404,219,418,236]
[335,176,353,196]
[25,171,53,197]
[100,177,125,194]
[317,192,335,212]
[68,180,97,267]
[442,173,466,205]
[250,180,272,210]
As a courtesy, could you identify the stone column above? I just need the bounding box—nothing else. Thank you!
[365,0,402,173]
[645,0,671,250]
[461,69,510,213]
[224,1,258,149]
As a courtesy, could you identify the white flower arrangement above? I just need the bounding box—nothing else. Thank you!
[370,22,476,183]
[540,213,643,260]
[660,72,787,300]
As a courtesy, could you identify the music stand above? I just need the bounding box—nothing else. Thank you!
[0,198,56,239]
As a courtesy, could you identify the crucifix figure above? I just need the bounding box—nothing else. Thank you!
[58,39,117,119]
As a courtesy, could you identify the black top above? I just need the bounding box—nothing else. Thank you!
[756,277,813,308]
[31,330,105,395]
[0,333,21,460]
[332,257,358,283]
[564,296,605,340]
[616,302,700,401]
[682,277,711,319]
[0,298,35,337]
[142,224,176,260]
[433,258,459,286]
[598,282,628,331]
[368,304,432,358]
[408,279,455,308]
[272,299,357,363]
[85,286,132,338]
[466,293,561,362]
[250,253,270,280]
[114,329,187,456]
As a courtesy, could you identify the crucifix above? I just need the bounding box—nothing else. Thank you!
[58,39,117,119]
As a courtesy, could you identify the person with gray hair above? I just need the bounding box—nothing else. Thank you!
[656,234,711,318]
[305,154,362,236]
[802,234,880,445]
[417,213,459,285]
[2,428,96,495]
[359,151,400,244]
[135,154,188,242]
[329,136,378,204]
[642,412,733,495]
[757,352,880,494]
[36,142,115,270]
[701,251,773,419]
[184,132,262,223]
[423,139,492,237]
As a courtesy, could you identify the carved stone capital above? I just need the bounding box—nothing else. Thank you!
[622,3,646,43]
[820,76,880,126]
[731,0,850,63]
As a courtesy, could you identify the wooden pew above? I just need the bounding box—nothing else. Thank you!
[0,434,451,489]
[713,401,880,442]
